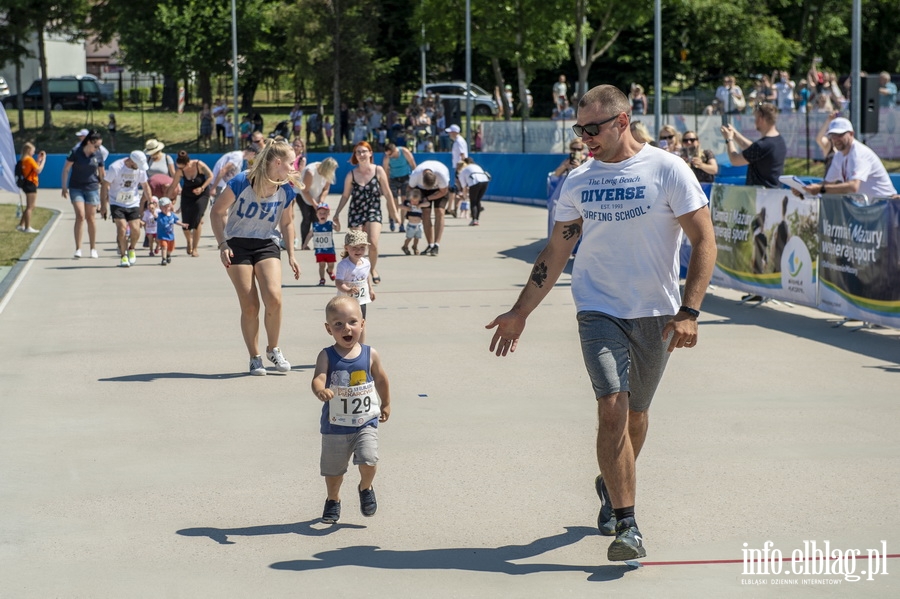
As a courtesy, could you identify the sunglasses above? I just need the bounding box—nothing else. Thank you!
[682,138,698,142]
[572,113,620,137]
[659,135,675,141]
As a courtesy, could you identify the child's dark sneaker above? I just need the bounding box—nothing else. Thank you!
[359,486,377,517]
[322,499,341,523]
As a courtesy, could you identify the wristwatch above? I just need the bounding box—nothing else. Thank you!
[819,183,827,194]
[679,305,700,319]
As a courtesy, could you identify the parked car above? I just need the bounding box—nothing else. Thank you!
[0,76,10,98]
[414,82,498,116]
[1,76,103,110]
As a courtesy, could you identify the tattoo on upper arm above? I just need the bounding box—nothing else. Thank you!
[562,223,582,240]
[530,261,548,288]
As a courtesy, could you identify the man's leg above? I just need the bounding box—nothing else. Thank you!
[596,391,635,510]
[421,205,434,254]
[115,218,128,257]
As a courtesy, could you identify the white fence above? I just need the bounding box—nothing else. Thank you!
[483,110,900,160]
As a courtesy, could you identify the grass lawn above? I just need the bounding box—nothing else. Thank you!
[0,204,55,266]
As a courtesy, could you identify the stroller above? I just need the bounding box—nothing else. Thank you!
[269,120,291,139]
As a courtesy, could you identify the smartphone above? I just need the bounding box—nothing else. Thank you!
[659,140,668,150]
[721,112,730,127]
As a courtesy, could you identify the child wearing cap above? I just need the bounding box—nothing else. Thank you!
[155,197,188,265]
[335,230,375,343]
[305,203,337,285]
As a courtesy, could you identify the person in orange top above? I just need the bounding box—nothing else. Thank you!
[16,142,46,234]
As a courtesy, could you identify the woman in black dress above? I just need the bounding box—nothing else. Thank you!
[167,150,214,256]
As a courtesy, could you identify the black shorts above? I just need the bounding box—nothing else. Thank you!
[227,237,281,266]
[425,196,448,210]
[111,205,142,222]
[389,175,409,199]
[20,181,37,194]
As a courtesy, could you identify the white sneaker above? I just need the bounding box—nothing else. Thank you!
[293,238,300,250]
[127,249,136,265]
[90,249,99,259]
[266,347,291,372]
[16,225,25,232]
[119,255,130,267]
[24,227,39,233]
[74,249,82,259]
[249,355,267,376]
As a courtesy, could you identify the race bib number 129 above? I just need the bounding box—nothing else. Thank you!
[328,381,380,426]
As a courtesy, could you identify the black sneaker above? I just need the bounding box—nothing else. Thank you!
[421,245,433,256]
[359,486,377,517]
[594,475,616,536]
[430,244,439,256]
[322,499,341,523]
[607,516,646,561]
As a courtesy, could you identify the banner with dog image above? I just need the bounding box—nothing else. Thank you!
[817,196,900,328]
[710,185,819,307]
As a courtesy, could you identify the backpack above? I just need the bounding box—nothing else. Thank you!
[14,159,25,189]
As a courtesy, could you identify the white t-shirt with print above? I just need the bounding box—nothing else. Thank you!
[554,145,708,319]
[106,158,148,208]
[825,140,898,199]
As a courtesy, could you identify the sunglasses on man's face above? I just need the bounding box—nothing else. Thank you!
[572,113,619,137]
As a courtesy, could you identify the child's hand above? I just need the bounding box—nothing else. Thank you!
[316,388,334,403]
[379,404,390,422]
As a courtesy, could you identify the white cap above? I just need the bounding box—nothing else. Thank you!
[75,129,89,137]
[159,197,172,206]
[129,150,149,170]
[447,124,461,134]
[826,117,854,136]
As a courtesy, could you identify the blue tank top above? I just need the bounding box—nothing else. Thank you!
[320,345,378,434]
[388,152,412,178]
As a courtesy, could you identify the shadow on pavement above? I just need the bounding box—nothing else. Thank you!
[176,518,365,544]
[267,526,634,581]
[702,293,900,366]
[98,366,315,382]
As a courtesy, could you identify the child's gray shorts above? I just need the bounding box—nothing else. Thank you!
[320,426,379,476]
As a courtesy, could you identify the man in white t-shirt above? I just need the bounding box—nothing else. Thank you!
[101,150,151,267]
[487,85,716,562]
[408,160,450,256]
[447,124,468,215]
[801,118,898,200]
[210,147,257,198]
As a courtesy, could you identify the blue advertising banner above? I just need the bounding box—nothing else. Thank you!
[817,196,900,328]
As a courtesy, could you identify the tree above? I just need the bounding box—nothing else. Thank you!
[1,0,91,129]
[0,4,34,130]
[571,0,652,104]
[280,0,397,149]
[91,0,272,111]
[417,0,572,120]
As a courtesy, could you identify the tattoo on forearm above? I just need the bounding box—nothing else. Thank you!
[530,261,548,288]
[562,223,582,240]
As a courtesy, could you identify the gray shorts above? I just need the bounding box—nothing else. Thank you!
[320,426,379,476]
[577,311,672,412]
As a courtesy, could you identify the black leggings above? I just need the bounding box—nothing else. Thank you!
[468,182,489,220]
[298,201,316,245]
